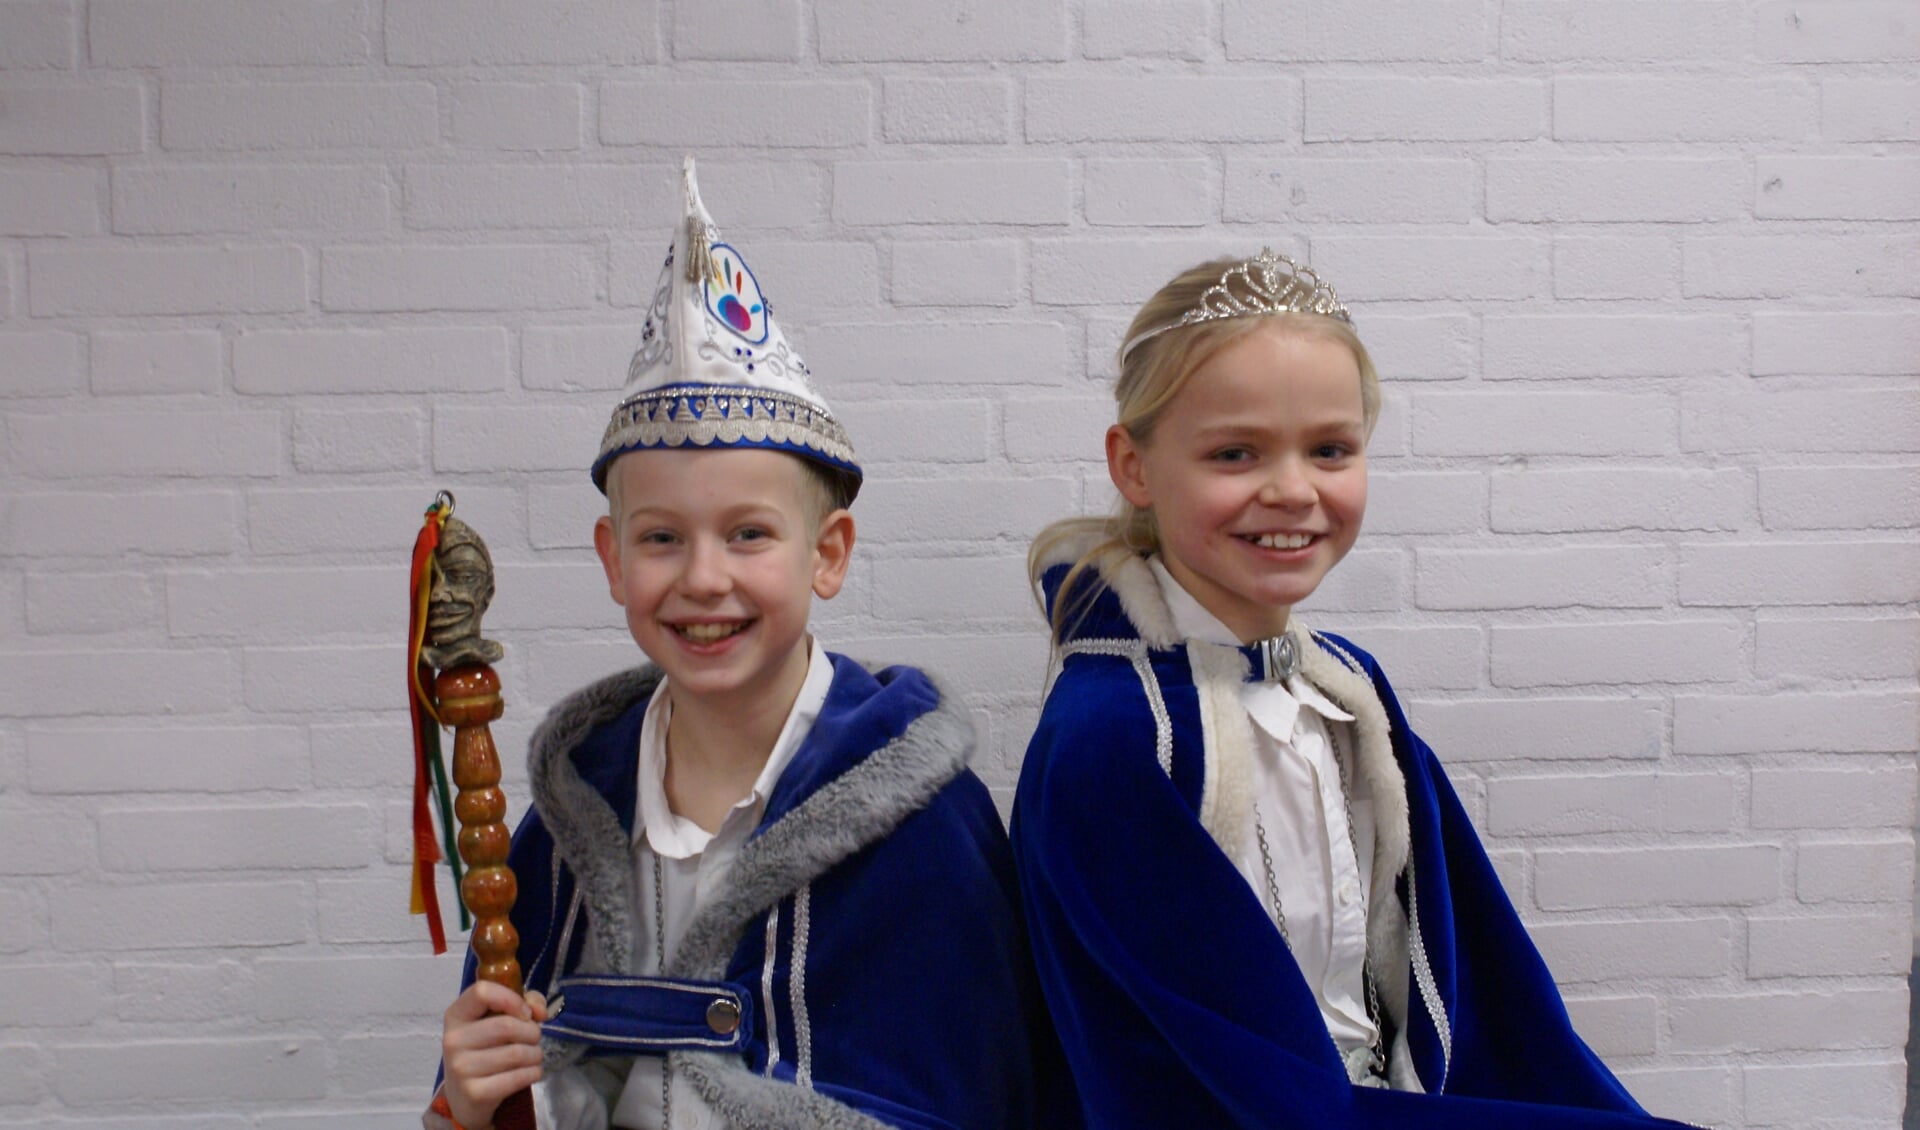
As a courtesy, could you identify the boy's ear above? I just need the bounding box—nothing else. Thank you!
[591,516,626,606]
[810,509,855,600]
[1106,424,1153,509]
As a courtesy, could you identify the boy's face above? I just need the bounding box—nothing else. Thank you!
[594,448,853,709]
[1108,323,1368,643]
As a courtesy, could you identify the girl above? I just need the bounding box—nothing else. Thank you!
[1011,252,1699,1129]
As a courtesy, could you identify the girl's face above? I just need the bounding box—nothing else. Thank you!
[1107,322,1369,642]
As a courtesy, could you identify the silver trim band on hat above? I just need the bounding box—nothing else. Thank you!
[594,384,860,489]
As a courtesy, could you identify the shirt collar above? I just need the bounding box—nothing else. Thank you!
[636,636,835,857]
[1146,555,1355,736]
[1243,671,1356,747]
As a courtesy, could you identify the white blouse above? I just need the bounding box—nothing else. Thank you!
[1148,560,1380,1057]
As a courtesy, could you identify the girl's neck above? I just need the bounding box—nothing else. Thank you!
[1155,553,1292,644]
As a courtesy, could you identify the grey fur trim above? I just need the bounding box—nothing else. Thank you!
[1373,856,1413,1084]
[1295,629,1412,906]
[1295,624,1415,1068]
[1033,528,1182,649]
[1187,640,1255,854]
[1388,1025,1425,1093]
[676,1052,892,1130]
[668,669,975,980]
[527,665,665,977]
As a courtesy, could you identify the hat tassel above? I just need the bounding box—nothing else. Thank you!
[684,215,714,286]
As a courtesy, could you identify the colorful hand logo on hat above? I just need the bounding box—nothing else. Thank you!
[704,244,767,344]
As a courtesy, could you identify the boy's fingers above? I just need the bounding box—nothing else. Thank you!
[446,980,531,1026]
[446,1040,545,1081]
[524,989,548,1022]
[450,1062,545,1118]
[445,1013,543,1053]
[446,1058,544,1130]
[482,1062,543,1099]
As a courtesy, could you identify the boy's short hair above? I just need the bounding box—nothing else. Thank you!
[605,449,856,533]
[800,460,858,523]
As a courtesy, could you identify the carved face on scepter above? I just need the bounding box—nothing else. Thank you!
[423,516,505,671]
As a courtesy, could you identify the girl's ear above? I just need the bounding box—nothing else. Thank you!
[1106,424,1154,510]
[811,509,855,600]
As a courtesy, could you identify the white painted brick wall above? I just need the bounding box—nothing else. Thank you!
[1,1,1913,1125]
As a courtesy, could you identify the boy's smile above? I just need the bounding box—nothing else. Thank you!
[1108,322,1369,642]
[594,447,852,713]
[670,620,752,646]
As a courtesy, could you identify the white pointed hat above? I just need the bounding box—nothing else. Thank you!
[592,157,860,500]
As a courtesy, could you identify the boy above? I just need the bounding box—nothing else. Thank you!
[428,160,1060,1130]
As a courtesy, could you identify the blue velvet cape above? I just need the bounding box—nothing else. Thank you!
[1011,560,1700,1129]
[442,655,1067,1129]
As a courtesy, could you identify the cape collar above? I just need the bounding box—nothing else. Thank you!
[525,655,972,981]
[1037,531,1370,697]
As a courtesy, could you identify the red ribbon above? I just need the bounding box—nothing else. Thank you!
[408,504,448,955]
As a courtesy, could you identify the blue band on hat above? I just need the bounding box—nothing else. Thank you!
[591,383,863,496]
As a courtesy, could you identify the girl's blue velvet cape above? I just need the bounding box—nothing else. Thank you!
[1011,562,1701,1130]
[442,654,1069,1129]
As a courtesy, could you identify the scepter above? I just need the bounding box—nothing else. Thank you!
[409,493,537,1129]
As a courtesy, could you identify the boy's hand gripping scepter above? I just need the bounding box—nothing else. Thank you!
[408,493,537,1129]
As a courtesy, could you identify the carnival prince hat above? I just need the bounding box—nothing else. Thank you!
[592,157,861,501]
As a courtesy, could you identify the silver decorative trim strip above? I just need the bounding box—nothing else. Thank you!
[598,384,857,472]
[1405,854,1451,1092]
[550,975,737,994]
[548,881,582,998]
[539,1022,741,1051]
[761,902,782,1078]
[1059,639,1172,776]
[1314,631,1367,676]
[1138,651,1174,777]
[790,882,814,1090]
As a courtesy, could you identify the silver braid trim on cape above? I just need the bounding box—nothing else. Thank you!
[598,384,858,471]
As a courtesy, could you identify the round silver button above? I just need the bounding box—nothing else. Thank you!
[706,997,741,1035]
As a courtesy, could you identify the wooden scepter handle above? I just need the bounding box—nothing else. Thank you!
[436,662,537,1128]
[436,663,520,992]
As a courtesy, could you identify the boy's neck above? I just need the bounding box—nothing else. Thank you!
[661,639,813,833]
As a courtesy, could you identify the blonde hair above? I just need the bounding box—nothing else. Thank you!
[1027,256,1382,640]
[603,448,851,535]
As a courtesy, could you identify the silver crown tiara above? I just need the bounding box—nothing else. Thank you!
[1119,249,1351,364]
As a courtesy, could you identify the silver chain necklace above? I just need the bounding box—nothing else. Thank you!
[1249,672,1387,1083]
[653,848,671,1129]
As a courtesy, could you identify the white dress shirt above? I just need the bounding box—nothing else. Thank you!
[1149,560,1380,1057]
[603,638,835,1130]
